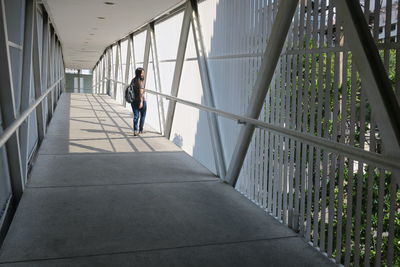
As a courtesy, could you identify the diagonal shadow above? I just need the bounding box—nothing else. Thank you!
[90,94,141,152]
[95,95,160,152]
[68,142,112,153]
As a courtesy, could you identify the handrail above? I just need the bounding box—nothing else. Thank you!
[0,77,63,148]
[104,77,400,172]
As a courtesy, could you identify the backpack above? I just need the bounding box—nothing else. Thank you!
[125,83,135,103]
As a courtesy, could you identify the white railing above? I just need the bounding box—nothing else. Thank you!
[0,78,63,148]
[106,77,400,173]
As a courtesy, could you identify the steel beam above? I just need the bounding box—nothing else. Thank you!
[164,1,192,139]
[32,0,45,143]
[48,27,55,113]
[130,34,136,77]
[190,0,226,179]
[97,62,101,94]
[42,12,50,122]
[102,56,106,94]
[118,42,124,102]
[336,0,400,159]
[113,42,120,100]
[19,0,34,183]
[149,22,166,134]
[0,0,24,202]
[54,38,59,96]
[225,0,298,186]
[106,49,112,95]
[123,36,132,106]
[52,31,57,108]
[143,25,151,83]
[57,39,60,98]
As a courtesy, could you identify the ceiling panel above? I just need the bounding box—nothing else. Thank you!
[44,0,184,69]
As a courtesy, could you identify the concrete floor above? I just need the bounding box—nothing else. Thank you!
[0,94,336,267]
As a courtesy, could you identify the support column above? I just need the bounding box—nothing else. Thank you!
[42,12,50,122]
[149,22,166,134]
[0,0,24,202]
[102,55,106,94]
[118,42,123,102]
[54,38,59,97]
[143,25,151,83]
[113,42,120,100]
[164,1,192,138]
[190,0,226,179]
[123,35,132,106]
[225,0,298,186]
[77,70,81,92]
[48,27,54,114]
[97,62,100,94]
[130,34,136,77]
[32,0,46,144]
[106,49,112,95]
[336,0,400,158]
[19,0,34,183]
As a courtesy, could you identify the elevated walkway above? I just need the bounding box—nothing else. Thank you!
[0,94,335,266]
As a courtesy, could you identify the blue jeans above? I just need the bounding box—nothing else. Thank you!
[131,100,147,132]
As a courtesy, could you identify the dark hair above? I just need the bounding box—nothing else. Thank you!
[135,67,144,79]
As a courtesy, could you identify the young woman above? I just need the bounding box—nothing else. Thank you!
[131,68,146,136]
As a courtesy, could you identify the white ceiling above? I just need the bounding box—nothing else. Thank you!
[43,0,184,69]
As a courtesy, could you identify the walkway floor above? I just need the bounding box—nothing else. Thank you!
[0,94,336,266]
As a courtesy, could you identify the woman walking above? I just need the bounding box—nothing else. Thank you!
[130,67,146,136]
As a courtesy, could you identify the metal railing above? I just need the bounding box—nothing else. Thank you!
[105,77,400,174]
[0,77,63,148]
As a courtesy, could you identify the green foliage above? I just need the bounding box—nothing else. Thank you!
[276,42,400,266]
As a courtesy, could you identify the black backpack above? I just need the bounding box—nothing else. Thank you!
[125,81,135,103]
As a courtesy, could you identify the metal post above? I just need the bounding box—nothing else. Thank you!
[58,40,62,97]
[19,0,34,183]
[97,62,100,94]
[54,38,58,97]
[336,0,400,158]
[56,41,60,97]
[143,25,151,84]
[77,70,81,92]
[32,0,45,143]
[190,0,226,179]
[225,0,298,186]
[52,32,57,107]
[98,60,101,94]
[48,27,55,113]
[42,13,50,122]
[130,34,136,77]
[123,36,132,106]
[102,55,106,94]
[0,0,24,202]
[118,42,123,102]
[164,1,192,139]
[149,22,166,134]
[106,48,112,95]
[113,42,120,100]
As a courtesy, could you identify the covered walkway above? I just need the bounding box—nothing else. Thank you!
[0,93,334,266]
[1,0,400,266]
